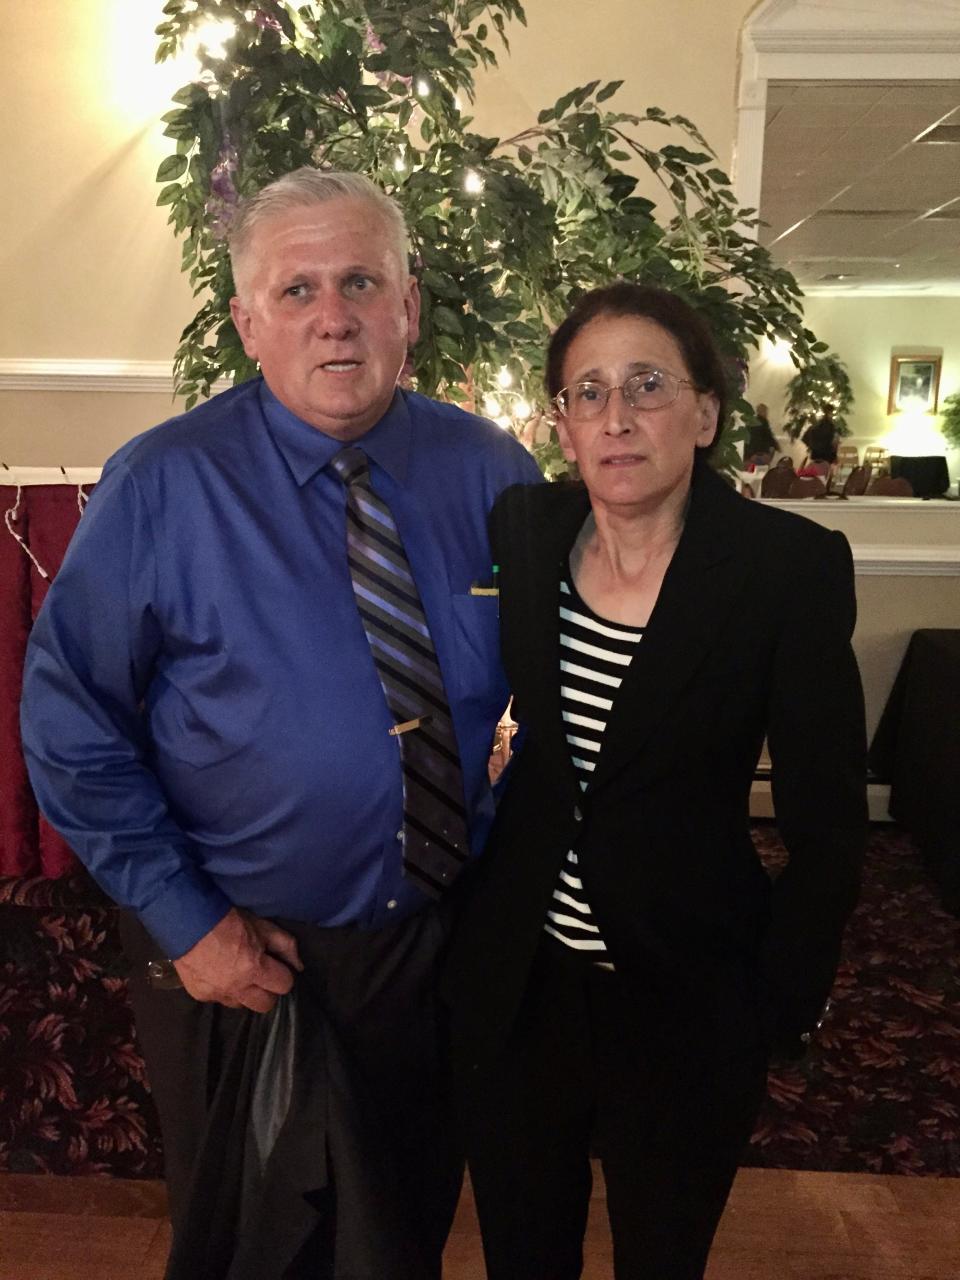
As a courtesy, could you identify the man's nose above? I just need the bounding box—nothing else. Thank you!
[311,289,359,340]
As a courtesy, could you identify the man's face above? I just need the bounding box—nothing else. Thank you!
[230,198,420,440]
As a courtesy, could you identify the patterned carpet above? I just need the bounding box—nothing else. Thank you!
[0,824,957,1180]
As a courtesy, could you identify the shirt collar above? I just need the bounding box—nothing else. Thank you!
[258,379,412,488]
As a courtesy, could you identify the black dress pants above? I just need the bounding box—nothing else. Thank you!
[121,906,461,1280]
[464,935,769,1280]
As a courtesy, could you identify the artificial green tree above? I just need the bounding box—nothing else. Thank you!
[154,0,826,475]
[939,391,960,451]
[782,352,854,442]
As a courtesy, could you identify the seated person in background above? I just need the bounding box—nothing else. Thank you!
[800,402,839,471]
[744,401,778,467]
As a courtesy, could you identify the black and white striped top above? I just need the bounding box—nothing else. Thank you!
[544,574,644,960]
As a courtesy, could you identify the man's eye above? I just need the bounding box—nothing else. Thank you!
[347,275,374,293]
[574,383,603,403]
[284,283,308,298]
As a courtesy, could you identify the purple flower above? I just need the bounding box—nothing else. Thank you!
[206,143,240,240]
[252,8,282,33]
[364,23,386,53]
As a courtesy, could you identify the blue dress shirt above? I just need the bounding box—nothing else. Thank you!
[21,379,542,957]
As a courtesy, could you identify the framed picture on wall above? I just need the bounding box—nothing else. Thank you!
[887,354,941,414]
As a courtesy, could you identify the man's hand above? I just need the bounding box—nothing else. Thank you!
[173,908,304,1013]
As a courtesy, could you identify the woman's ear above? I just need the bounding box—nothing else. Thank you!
[555,414,579,463]
[695,393,720,449]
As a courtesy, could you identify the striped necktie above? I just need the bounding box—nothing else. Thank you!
[329,446,470,898]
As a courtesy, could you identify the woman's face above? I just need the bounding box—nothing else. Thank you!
[555,313,719,514]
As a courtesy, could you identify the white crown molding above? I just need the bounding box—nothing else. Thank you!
[851,545,960,575]
[0,359,232,395]
[0,467,103,486]
[752,29,960,55]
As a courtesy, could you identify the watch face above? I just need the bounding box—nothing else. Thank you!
[146,959,182,989]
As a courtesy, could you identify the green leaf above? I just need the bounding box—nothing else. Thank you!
[156,154,189,182]
[156,182,182,206]
[421,269,463,300]
[596,80,623,103]
[433,304,465,335]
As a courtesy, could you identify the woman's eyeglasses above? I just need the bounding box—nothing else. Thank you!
[554,369,696,421]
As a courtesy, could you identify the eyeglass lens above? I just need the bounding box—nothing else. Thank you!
[561,370,681,418]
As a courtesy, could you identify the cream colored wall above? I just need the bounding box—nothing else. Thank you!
[1,0,754,464]
[748,296,960,483]
[2,2,196,363]
[471,0,755,165]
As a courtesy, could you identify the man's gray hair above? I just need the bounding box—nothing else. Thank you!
[228,168,411,293]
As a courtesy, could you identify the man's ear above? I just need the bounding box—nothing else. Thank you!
[404,276,421,347]
[229,296,258,361]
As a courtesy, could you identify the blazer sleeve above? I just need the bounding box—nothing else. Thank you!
[761,529,867,1056]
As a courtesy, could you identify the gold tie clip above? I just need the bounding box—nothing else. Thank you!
[389,715,433,736]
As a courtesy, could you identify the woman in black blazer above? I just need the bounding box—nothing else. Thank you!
[444,284,867,1279]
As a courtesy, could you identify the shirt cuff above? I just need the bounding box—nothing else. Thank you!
[136,864,234,959]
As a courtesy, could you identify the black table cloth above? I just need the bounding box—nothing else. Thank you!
[869,629,960,913]
[889,455,951,499]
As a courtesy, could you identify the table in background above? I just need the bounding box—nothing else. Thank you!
[890,455,951,498]
[869,629,960,913]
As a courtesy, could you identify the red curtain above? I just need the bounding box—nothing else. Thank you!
[1,485,88,877]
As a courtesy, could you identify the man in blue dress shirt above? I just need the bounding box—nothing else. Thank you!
[20,169,540,1277]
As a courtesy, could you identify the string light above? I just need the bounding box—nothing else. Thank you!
[416,78,431,97]
[515,399,532,420]
[394,152,406,172]
[484,396,502,417]
[497,366,513,389]
[183,18,236,61]
[463,170,484,195]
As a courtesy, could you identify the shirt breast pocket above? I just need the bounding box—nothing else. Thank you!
[450,593,507,716]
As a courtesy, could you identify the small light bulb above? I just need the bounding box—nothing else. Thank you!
[484,396,502,417]
[514,399,532,420]
[495,415,512,431]
[497,367,513,389]
[184,17,236,62]
[416,78,431,98]
[464,170,484,195]
[488,240,501,250]
[394,153,406,172]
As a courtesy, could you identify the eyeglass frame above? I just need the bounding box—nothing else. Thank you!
[552,368,700,420]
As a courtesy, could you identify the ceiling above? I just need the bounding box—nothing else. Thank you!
[759,80,960,296]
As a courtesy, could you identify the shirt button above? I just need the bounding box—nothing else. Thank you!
[387,899,398,910]
[574,805,583,822]
[396,830,404,842]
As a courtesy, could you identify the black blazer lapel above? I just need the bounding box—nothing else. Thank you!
[496,484,590,799]
[588,467,752,793]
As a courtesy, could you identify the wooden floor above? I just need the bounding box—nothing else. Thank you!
[1,1165,958,1279]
